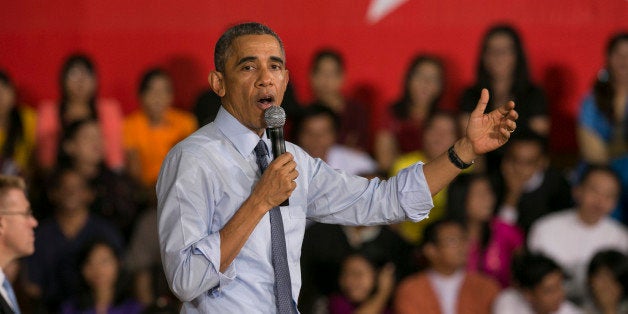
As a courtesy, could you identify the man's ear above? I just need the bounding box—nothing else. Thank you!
[423,243,437,262]
[209,71,225,97]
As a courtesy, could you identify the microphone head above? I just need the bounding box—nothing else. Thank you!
[264,106,286,128]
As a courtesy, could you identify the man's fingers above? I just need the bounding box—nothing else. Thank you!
[472,88,490,115]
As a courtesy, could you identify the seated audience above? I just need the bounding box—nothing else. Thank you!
[528,165,628,305]
[0,71,36,179]
[126,208,180,310]
[308,49,370,150]
[393,219,500,314]
[36,53,124,172]
[61,238,143,314]
[610,154,628,225]
[389,111,461,244]
[123,68,197,190]
[375,54,445,172]
[583,249,628,314]
[58,118,143,241]
[328,253,395,314]
[25,168,124,312]
[493,252,582,314]
[299,223,414,314]
[577,32,628,165]
[294,104,377,176]
[494,130,573,233]
[448,173,524,287]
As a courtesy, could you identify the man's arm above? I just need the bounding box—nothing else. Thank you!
[423,89,518,195]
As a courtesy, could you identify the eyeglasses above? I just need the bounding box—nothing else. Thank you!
[0,209,34,218]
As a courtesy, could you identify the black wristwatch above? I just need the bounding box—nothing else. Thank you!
[447,145,474,169]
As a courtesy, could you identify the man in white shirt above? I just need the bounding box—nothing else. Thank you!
[493,253,582,314]
[528,165,628,305]
[0,175,38,314]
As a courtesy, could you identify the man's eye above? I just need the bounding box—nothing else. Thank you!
[243,65,255,71]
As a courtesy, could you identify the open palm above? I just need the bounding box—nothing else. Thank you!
[466,88,518,155]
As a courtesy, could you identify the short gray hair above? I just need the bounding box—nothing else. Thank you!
[214,22,285,73]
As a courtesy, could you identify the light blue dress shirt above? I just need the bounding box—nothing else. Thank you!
[156,107,433,313]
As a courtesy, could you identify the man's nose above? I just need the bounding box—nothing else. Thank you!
[256,67,274,87]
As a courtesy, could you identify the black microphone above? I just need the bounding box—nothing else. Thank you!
[264,106,289,206]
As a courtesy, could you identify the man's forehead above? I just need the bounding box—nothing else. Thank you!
[227,35,285,61]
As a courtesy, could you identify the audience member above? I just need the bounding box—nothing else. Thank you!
[309,49,370,150]
[61,238,143,314]
[393,219,500,314]
[125,208,180,310]
[25,168,124,312]
[389,111,461,244]
[0,175,38,314]
[123,68,197,189]
[299,223,414,314]
[577,32,628,165]
[375,54,445,172]
[57,118,143,240]
[328,253,394,314]
[459,24,549,137]
[610,154,628,225]
[583,250,628,314]
[293,104,377,176]
[0,71,36,179]
[528,165,628,305]
[448,173,524,287]
[493,252,582,314]
[36,54,125,172]
[493,130,574,233]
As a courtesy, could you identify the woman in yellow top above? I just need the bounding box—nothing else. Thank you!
[0,70,36,179]
[124,68,197,189]
[389,111,467,244]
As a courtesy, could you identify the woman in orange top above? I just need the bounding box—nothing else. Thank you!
[124,68,197,189]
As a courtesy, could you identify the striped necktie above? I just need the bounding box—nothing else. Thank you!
[254,140,296,313]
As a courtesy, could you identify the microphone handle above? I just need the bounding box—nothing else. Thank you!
[267,127,289,206]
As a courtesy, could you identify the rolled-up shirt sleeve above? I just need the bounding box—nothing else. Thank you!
[156,147,236,302]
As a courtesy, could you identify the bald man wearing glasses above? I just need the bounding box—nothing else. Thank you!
[0,175,37,314]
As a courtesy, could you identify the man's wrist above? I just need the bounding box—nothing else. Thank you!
[452,139,477,166]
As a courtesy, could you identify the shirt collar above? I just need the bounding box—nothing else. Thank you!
[214,106,270,158]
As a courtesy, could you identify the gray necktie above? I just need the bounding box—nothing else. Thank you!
[2,278,20,314]
[254,140,295,314]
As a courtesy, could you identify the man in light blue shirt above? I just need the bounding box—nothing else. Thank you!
[156,22,518,313]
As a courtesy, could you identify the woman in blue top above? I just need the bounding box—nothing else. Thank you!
[578,32,628,165]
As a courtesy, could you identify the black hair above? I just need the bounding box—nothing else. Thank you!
[446,173,495,251]
[475,24,532,106]
[214,22,284,73]
[56,118,101,169]
[310,49,345,74]
[292,103,341,141]
[0,70,25,165]
[59,53,98,127]
[73,237,130,310]
[512,252,564,289]
[592,32,628,142]
[587,249,628,299]
[391,54,444,119]
[138,67,171,96]
[579,164,621,191]
[505,128,550,156]
[421,218,464,247]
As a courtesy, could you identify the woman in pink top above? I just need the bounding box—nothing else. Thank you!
[36,54,124,172]
[447,173,524,287]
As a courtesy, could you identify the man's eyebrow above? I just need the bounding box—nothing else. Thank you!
[236,56,258,66]
[270,56,285,65]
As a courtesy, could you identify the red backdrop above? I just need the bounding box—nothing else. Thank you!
[1,0,627,154]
